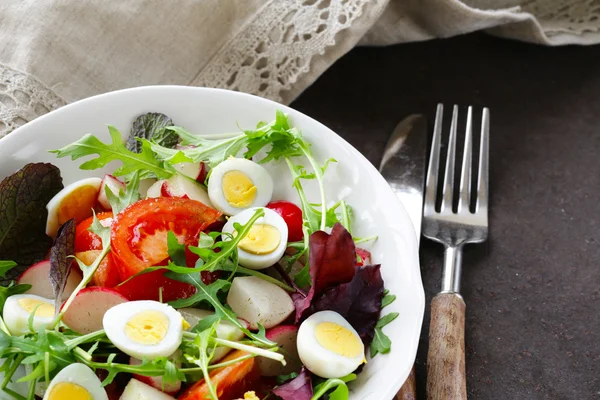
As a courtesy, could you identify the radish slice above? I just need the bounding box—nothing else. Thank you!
[146,180,166,198]
[173,162,205,182]
[62,287,128,334]
[226,276,295,330]
[130,352,181,395]
[97,175,126,210]
[17,260,82,301]
[138,178,157,198]
[119,379,175,400]
[257,325,302,376]
[162,174,212,207]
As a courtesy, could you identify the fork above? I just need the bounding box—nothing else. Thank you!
[423,104,489,400]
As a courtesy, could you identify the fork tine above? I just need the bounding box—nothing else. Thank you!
[441,105,459,212]
[424,104,444,214]
[458,107,473,213]
[476,108,490,212]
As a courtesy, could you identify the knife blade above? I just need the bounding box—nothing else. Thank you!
[379,114,427,400]
[379,114,427,244]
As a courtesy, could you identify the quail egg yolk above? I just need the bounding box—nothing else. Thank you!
[125,310,170,345]
[18,298,54,318]
[57,185,99,225]
[315,322,363,358]
[243,392,260,400]
[222,171,257,208]
[47,382,92,400]
[237,224,280,255]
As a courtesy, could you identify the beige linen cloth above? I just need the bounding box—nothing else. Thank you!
[1,0,599,138]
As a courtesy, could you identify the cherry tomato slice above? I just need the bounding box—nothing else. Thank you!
[266,201,304,242]
[110,197,222,280]
[178,350,259,400]
[75,212,114,252]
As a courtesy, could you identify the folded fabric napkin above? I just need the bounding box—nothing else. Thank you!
[0,0,598,138]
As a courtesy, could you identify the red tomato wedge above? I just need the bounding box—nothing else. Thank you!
[110,197,222,280]
[114,268,197,302]
[75,212,114,252]
[74,212,119,287]
[76,250,121,288]
[178,351,259,400]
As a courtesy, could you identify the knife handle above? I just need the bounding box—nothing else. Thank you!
[396,367,417,400]
[426,293,467,400]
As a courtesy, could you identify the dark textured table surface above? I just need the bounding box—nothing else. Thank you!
[291,33,600,400]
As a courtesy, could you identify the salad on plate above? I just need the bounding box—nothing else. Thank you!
[0,111,398,400]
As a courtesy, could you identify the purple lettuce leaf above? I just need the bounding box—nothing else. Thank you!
[311,264,384,345]
[49,219,76,311]
[293,223,356,322]
[0,163,63,268]
[272,367,313,400]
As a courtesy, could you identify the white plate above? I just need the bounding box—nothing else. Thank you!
[0,86,424,400]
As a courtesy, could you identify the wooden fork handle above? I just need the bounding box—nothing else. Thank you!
[426,293,467,400]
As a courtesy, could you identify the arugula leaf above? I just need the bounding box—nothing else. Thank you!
[167,275,273,347]
[0,163,63,267]
[50,126,172,179]
[49,219,76,313]
[126,112,178,153]
[276,372,299,385]
[0,261,17,278]
[186,208,265,272]
[370,312,399,357]
[293,265,310,288]
[105,171,141,215]
[151,132,248,169]
[183,322,218,400]
[312,373,356,400]
[166,231,187,267]
[381,293,396,309]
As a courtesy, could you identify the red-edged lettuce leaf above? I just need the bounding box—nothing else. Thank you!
[293,223,356,322]
[272,367,313,400]
[49,219,75,311]
[311,264,384,345]
[0,163,63,267]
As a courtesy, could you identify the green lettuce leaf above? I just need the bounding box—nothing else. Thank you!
[126,112,178,153]
[0,163,63,267]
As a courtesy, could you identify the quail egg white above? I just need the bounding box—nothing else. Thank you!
[103,300,186,360]
[297,310,365,379]
[222,207,288,270]
[3,294,55,336]
[46,177,102,238]
[42,363,107,400]
[207,158,273,215]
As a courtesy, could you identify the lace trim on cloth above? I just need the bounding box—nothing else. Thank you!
[464,0,600,36]
[0,63,66,138]
[521,0,600,35]
[192,0,374,103]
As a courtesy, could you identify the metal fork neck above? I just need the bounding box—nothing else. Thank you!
[441,245,463,295]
